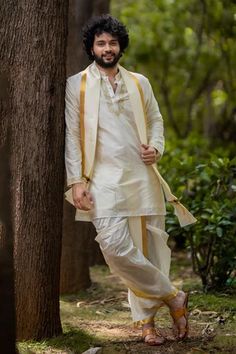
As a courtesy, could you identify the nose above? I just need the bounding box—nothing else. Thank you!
[104,43,112,52]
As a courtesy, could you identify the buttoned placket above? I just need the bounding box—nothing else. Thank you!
[101,74,124,117]
[101,74,121,98]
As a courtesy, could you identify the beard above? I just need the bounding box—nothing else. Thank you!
[93,52,121,68]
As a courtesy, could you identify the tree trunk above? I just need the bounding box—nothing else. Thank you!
[60,204,91,293]
[0,139,16,354]
[0,0,68,340]
[66,0,110,76]
[60,0,109,295]
[204,87,215,139]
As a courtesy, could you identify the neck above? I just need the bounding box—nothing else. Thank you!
[95,63,119,78]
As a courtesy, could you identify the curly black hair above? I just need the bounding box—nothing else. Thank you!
[82,14,129,61]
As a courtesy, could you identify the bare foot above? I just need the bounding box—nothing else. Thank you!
[165,290,189,339]
[142,323,165,346]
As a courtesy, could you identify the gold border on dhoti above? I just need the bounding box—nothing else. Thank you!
[131,287,178,302]
[133,315,155,328]
[141,216,148,257]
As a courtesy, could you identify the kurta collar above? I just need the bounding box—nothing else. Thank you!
[89,61,121,82]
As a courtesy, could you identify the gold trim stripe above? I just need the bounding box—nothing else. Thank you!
[141,216,148,258]
[133,316,154,328]
[131,287,178,302]
[130,74,147,125]
[79,72,87,180]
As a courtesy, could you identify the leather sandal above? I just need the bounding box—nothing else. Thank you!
[170,292,189,339]
[142,327,165,346]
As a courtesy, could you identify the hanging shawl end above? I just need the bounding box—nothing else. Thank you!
[170,200,197,227]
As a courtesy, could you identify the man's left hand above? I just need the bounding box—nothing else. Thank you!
[140,144,159,165]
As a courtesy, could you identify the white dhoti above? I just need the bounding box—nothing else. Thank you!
[93,215,178,326]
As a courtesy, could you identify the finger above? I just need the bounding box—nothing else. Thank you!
[74,200,82,209]
[75,196,86,209]
[144,160,154,165]
[142,151,155,157]
[142,156,155,161]
[76,196,90,210]
[82,194,93,209]
[142,158,155,164]
[140,148,146,155]
[85,191,94,204]
[141,143,149,149]
[80,200,92,211]
[80,205,91,211]
[142,147,155,154]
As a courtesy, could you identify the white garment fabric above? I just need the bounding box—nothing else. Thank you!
[65,62,165,188]
[128,216,173,325]
[93,215,177,325]
[89,70,165,218]
[65,62,197,227]
[65,62,166,219]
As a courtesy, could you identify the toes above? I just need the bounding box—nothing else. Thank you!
[179,327,188,339]
[143,331,165,346]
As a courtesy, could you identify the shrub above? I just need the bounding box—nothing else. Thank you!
[159,135,236,291]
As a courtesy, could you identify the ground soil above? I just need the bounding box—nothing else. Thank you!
[19,253,236,354]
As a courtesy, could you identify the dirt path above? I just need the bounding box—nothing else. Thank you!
[60,262,236,354]
[19,254,236,354]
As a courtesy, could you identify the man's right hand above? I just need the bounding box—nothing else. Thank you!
[72,183,94,211]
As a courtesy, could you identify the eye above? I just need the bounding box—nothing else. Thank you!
[96,41,105,46]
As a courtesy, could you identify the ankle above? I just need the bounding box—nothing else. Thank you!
[142,321,154,330]
[166,290,184,309]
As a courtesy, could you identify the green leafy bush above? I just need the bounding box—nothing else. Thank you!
[159,135,236,291]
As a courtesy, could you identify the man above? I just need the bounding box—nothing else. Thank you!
[65,14,196,346]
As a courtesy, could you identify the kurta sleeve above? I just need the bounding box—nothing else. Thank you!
[65,75,83,187]
[142,77,165,157]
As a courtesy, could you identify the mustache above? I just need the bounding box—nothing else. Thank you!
[102,52,115,56]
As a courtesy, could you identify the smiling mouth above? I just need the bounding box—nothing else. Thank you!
[103,54,114,59]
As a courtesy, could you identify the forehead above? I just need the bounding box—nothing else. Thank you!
[94,32,118,42]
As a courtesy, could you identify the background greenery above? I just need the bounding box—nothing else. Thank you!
[112,0,236,142]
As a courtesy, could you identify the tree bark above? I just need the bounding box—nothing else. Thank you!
[66,0,110,76]
[0,0,68,340]
[60,0,109,295]
[60,204,91,293]
[0,139,16,354]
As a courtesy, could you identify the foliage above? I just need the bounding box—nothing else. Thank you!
[112,0,236,142]
[159,134,236,291]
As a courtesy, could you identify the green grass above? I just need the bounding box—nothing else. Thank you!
[19,326,96,354]
[190,293,236,313]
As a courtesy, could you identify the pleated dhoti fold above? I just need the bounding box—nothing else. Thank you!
[93,215,178,326]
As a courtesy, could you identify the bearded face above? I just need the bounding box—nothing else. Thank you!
[92,32,121,68]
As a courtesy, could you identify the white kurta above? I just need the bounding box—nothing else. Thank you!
[89,70,166,218]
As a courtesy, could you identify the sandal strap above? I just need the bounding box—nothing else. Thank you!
[142,327,157,338]
[142,327,165,345]
[170,307,187,321]
[142,327,163,338]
